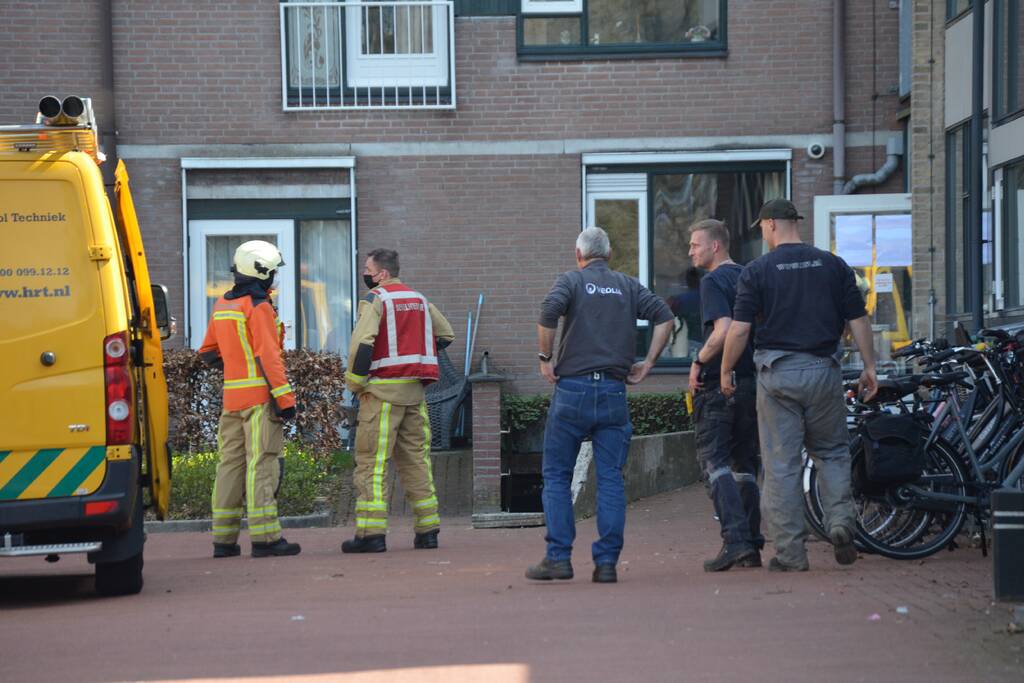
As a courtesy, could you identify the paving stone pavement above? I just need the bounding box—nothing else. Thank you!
[0,484,1020,683]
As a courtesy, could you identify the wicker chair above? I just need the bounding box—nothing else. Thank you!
[424,347,470,451]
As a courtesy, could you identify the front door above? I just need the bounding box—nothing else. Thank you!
[188,220,296,350]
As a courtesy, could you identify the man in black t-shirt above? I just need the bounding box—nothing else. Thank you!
[721,199,878,573]
[687,219,763,572]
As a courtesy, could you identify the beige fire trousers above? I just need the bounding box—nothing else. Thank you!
[211,402,284,545]
[353,393,440,537]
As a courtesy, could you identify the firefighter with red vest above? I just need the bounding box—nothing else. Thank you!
[342,248,454,553]
[199,240,301,559]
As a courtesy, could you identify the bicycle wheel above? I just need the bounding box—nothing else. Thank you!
[852,436,969,560]
[802,451,830,542]
[803,448,871,550]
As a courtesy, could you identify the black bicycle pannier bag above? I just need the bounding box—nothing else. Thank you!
[857,414,927,488]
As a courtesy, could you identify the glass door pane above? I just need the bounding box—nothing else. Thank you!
[828,212,913,368]
[594,198,640,277]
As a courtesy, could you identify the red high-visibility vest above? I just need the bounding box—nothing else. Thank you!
[369,283,439,382]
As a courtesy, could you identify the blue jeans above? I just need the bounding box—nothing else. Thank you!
[541,374,632,566]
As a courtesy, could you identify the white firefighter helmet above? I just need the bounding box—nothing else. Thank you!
[233,240,284,280]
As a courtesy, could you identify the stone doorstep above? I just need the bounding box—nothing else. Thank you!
[145,512,331,534]
[471,512,545,529]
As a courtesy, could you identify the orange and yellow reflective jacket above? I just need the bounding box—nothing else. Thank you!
[199,294,296,413]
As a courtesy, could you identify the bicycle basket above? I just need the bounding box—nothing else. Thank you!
[855,414,928,491]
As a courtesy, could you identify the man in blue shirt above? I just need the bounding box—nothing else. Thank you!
[687,219,763,571]
[721,199,878,572]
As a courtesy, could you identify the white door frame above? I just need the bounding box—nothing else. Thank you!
[187,220,297,350]
[179,156,357,350]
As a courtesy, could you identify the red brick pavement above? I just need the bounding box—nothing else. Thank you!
[1,485,1020,683]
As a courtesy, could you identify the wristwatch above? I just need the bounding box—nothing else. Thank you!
[538,352,553,362]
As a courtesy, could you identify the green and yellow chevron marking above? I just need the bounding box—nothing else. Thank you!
[0,446,107,500]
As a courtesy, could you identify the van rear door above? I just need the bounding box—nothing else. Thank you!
[0,157,108,500]
[114,161,170,519]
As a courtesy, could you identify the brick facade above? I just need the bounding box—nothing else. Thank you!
[1,1,905,395]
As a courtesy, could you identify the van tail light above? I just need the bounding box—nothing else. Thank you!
[103,331,133,445]
[85,500,118,516]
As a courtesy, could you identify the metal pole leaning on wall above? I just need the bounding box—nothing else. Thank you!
[969,0,985,333]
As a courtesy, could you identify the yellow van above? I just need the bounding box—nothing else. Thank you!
[0,97,171,595]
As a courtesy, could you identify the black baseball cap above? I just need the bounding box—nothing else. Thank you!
[750,198,804,229]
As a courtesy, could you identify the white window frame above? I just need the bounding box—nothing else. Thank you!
[345,0,450,88]
[521,0,582,14]
[188,220,297,351]
[180,157,357,350]
[586,177,649,326]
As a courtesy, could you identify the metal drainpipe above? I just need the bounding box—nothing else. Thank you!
[842,135,904,194]
[968,0,985,333]
[833,0,846,195]
[99,0,118,190]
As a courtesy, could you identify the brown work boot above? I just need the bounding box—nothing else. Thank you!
[525,558,573,581]
[830,526,858,566]
[768,557,809,572]
[703,544,757,572]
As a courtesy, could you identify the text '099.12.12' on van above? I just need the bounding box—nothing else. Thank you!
[0,96,173,596]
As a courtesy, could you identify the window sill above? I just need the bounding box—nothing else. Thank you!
[517,47,727,62]
[993,109,1024,128]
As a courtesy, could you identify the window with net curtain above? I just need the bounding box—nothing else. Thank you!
[299,220,352,355]
[641,168,785,362]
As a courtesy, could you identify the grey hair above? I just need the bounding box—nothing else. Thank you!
[576,227,611,260]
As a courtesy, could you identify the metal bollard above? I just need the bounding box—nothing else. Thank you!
[992,489,1024,602]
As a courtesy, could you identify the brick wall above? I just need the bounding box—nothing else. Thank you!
[2,2,902,148]
[0,1,908,393]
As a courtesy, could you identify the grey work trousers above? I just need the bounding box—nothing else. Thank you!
[754,350,855,566]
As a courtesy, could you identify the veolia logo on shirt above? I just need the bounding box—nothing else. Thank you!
[585,282,623,296]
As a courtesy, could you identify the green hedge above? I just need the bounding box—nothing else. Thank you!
[501,391,691,440]
[167,443,352,520]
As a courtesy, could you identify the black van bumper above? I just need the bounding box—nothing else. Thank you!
[0,449,139,537]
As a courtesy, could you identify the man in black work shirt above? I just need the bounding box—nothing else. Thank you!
[687,219,763,572]
[721,199,878,572]
[527,227,674,584]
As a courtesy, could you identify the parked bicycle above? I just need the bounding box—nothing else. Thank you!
[803,327,1024,560]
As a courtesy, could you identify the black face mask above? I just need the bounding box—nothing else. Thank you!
[363,274,379,290]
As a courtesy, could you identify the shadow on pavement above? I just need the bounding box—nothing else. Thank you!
[0,573,98,607]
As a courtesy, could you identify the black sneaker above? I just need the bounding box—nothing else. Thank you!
[213,542,240,558]
[592,564,617,583]
[525,558,574,581]
[341,534,387,554]
[703,545,757,572]
[413,530,439,549]
[830,526,858,566]
[767,557,809,572]
[252,538,301,558]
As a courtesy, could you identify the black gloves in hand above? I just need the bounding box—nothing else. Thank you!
[280,406,297,421]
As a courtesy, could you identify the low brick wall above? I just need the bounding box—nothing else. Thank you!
[572,431,700,519]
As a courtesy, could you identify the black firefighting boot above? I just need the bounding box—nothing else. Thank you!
[252,537,301,557]
[213,543,241,558]
[414,530,439,549]
[341,534,387,554]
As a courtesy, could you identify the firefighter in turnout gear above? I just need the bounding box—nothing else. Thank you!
[342,249,455,553]
[199,240,301,558]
